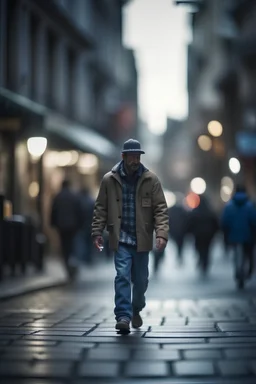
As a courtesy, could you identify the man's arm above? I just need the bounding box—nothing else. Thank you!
[152,178,169,241]
[91,176,108,238]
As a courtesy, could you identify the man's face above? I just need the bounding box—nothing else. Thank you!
[123,152,141,173]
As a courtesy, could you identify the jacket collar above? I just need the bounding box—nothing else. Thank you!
[111,161,149,184]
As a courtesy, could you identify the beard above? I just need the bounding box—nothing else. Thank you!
[130,163,139,170]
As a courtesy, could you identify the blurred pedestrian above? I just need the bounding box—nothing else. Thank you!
[186,195,219,274]
[168,198,188,265]
[74,186,95,265]
[92,139,169,333]
[50,179,83,279]
[220,184,256,278]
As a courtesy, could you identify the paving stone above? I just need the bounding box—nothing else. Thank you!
[124,361,169,377]
[144,332,221,338]
[144,342,256,352]
[97,343,160,350]
[12,340,57,346]
[150,326,216,331]
[0,335,21,340]
[31,351,82,361]
[23,334,206,344]
[49,327,92,331]
[0,329,37,335]
[59,342,95,350]
[4,381,61,384]
[24,320,58,325]
[183,349,222,359]
[23,323,54,328]
[87,331,143,337]
[132,349,180,361]
[0,352,39,361]
[0,340,9,346]
[2,346,63,354]
[173,361,215,376]
[0,320,34,326]
[86,348,130,361]
[0,361,72,377]
[78,362,119,377]
[217,323,256,331]
[209,337,256,343]
[227,332,256,336]
[1,350,81,364]
[23,335,91,342]
[250,360,256,375]
[34,330,86,336]
[218,361,250,376]
[224,348,256,359]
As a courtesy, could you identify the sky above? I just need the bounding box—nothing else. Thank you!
[123,0,190,135]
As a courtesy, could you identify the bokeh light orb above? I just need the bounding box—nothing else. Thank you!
[190,177,206,195]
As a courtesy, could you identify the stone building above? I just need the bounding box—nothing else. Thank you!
[0,0,137,232]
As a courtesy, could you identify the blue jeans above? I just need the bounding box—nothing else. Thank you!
[114,244,149,321]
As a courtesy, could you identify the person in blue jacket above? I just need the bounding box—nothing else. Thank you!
[220,184,256,278]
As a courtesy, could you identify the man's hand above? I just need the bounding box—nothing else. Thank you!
[93,235,104,251]
[156,237,167,252]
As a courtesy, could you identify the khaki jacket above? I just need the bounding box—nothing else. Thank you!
[92,162,169,251]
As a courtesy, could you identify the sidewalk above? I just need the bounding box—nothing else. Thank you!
[0,252,116,301]
[0,256,68,300]
[1,238,256,301]
[0,241,256,382]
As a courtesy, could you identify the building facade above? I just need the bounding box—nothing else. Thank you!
[174,0,256,209]
[0,0,137,248]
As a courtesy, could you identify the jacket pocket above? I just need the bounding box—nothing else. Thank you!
[142,198,152,207]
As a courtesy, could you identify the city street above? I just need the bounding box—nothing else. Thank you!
[0,240,256,383]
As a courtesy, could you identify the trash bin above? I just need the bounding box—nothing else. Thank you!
[0,195,4,280]
[2,215,46,275]
[3,215,29,274]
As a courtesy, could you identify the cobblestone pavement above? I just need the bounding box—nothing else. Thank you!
[0,288,256,384]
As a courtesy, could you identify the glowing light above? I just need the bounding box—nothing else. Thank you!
[221,176,234,190]
[185,192,200,209]
[29,182,39,198]
[221,176,234,200]
[78,154,99,175]
[27,137,47,158]
[70,151,79,165]
[229,157,240,174]
[190,177,206,195]
[220,185,232,202]
[197,135,212,151]
[207,120,223,137]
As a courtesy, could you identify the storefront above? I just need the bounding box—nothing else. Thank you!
[0,87,120,253]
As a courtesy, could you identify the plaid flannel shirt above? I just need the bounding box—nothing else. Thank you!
[118,161,143,246]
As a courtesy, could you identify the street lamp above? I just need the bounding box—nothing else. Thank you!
[27,137,47,159]
[26,137,47,230]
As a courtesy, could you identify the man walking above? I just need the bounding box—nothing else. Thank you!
[92,139,169,333]
[221,184,256,279]
[50,179,83,279]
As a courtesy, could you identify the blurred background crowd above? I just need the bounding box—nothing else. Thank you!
[0,0,256,283]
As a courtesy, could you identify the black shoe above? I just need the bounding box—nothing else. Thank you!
[115,318,130,333]
[132,313,143,328]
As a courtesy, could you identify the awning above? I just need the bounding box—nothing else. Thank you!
[0,87,119,161]
[0,87,46,116]
[45,112,119,161]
